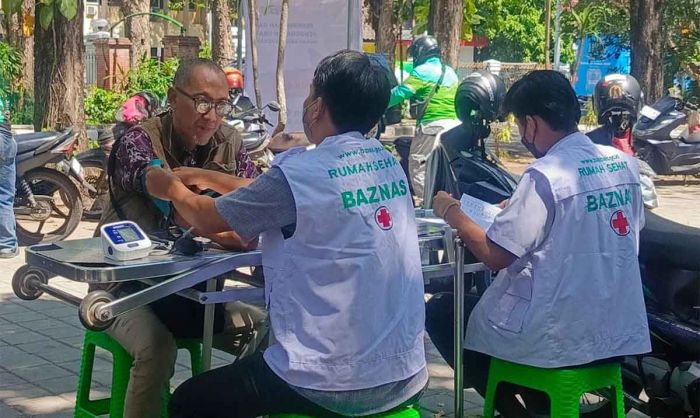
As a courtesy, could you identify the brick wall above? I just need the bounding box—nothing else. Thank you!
[162,36,201,61]
[94,38,132,90]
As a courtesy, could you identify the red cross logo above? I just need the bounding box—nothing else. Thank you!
[375,206,393,230]
[610,210,630,236]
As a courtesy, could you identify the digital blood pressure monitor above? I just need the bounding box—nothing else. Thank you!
[100,221,152,261]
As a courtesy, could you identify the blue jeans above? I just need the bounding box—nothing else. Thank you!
[0,128,17,250]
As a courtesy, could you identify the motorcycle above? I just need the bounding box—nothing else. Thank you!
[619,210,700,418]
[225,101,282,170]
[633,95,700,176]
[14,129,85,245]
[422,120,518,208]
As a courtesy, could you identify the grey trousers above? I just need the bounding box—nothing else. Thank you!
[408,125,444,206]
[106,300,267,418]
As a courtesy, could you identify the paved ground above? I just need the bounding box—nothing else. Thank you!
[2,150,696,417]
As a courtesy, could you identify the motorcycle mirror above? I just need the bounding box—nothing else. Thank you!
[266,102,281,112]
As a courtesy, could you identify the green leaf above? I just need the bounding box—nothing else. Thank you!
[58,0,77,20]
[2,0,23,16]
[39,4,54,29]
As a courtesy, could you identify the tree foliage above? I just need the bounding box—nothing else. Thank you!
[472,0,548,63]
[0,41,22,96]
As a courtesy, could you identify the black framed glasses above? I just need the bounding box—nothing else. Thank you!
[175,87,233,117]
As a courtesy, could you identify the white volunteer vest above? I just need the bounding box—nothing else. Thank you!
[261,132,426,390]
[466,133,651,367]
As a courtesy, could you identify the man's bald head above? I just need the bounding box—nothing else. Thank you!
[173,58,227,89]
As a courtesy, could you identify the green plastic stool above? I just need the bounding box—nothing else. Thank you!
[270,403,421,418]
[483,358,625,418]
[74,330,203,418]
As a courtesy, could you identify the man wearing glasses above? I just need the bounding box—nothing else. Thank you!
[97,58,265,418]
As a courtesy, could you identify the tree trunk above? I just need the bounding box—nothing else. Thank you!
[544,0,552,68]
[375,0,396,65]
[247,0,261,108]
[4,1,34,93]
[429,0,463,69]
[571,36,585,84]
[21,2,34,94]
[34,1,87,149]
[212,0,233,67]
[366,0,380,36]
[121,0,151,66]
[630,0,664,103]
[272,0,288,137]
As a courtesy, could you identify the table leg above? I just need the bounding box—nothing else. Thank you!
[202,278,217,371]
[453,239,465,418]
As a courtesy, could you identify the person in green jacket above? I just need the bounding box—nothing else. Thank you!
[388,35,459,205]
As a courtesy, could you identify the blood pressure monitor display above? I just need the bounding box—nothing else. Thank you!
[100,221,152,261]
[104,223,145,244]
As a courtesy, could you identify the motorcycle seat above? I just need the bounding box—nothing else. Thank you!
[268,132,311,153]
[15,132,62,155]
[640,209,700,271]
[680,133,700,144]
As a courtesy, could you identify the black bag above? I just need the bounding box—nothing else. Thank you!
[409,64,446,122]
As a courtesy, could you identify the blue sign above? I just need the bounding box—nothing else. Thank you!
[574,36,630,97]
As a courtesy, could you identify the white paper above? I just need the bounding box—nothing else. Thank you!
[459,194,502,230]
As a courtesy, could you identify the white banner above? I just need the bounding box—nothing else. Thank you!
[244,0,363,132]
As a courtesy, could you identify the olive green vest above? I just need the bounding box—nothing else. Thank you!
[98,113,243,234]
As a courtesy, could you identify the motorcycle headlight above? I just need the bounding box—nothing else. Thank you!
[670,125,686,139]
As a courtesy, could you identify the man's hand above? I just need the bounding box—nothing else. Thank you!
[173,167,213,192]
[499,199,509,209]
[433,192,516,271]
[433,191,461,219]
[145,166,181,200]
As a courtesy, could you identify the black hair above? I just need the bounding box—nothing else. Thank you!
[312,50,391,135]
[502,70,581,132]
[173,58,226,88]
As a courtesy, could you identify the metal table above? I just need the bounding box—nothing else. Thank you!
[12,215,461,373]
[12,214,487,416]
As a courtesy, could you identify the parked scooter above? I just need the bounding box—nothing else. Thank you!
[14,129,84,245]
[422,70,518,208]
[588,74,659,209]
[225,101,281,171]
[633,94,700,176]
[621,210,700,418]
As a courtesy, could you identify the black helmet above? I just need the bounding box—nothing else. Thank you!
[593,74,643,124]
[408,35,441,66]
[455,70,507,123]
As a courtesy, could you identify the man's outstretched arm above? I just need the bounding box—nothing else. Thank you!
[147,167,232,235]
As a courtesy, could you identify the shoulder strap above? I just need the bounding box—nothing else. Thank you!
[417,63,446,122]
[107,138,127,221]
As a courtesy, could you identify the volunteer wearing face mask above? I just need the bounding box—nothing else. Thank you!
[146,50,427,418]
[426,71,651,417]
